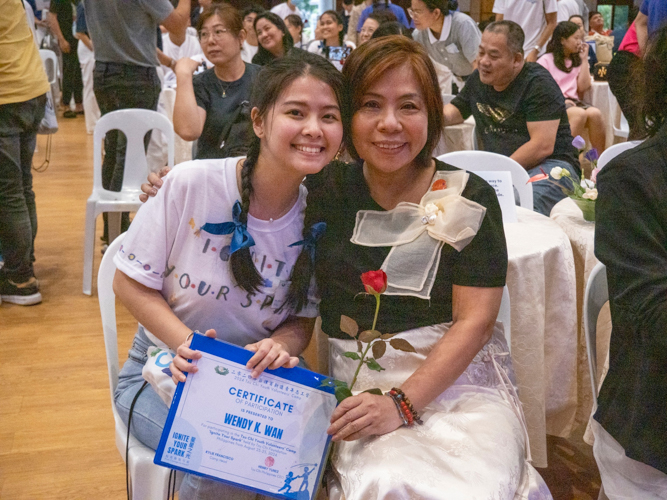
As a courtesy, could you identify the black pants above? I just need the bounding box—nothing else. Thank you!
[92,62,160,240]
[62,39,83,106]
[608,50,644,140]
[0,94,46,282]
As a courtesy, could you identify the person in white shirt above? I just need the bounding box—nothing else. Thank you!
[285,14,305,48]
[240,4,263,64]
[493,0,558,62]
[557,0,581,23]
[271,0,302,20]
[113,51,344,500]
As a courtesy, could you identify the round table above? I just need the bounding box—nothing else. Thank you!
[505,207,578,468]
[550,197,612,445]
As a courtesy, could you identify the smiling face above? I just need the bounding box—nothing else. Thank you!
[319,13,343,45]
[351,64,428,176]
[477,30,523,90]
[256,18,285,56]
[253,75,343,178]
[199,15,244,66]
[359,18,380,44]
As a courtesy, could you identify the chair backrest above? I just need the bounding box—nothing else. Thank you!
[498,285,511,352]
[437,150,533,210]
[39,49,58,86]
[93,109,175,196]
[442,93,455,106]
[607,85,629,139]
[597,140,642,169]
[583,262,608,404]
[97,232,127,407]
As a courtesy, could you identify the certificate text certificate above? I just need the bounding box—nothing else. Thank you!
[155,335,337,500]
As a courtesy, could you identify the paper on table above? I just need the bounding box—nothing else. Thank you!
[470,170,518,224]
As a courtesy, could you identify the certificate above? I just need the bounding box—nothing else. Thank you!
[154,334,337,500]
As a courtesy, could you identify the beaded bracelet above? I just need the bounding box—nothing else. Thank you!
[387,394,409,427]
[388,387,423,425]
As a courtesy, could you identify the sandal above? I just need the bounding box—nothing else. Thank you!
[63,110,77,118]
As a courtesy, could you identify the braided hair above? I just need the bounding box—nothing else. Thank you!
[232,52,345,297]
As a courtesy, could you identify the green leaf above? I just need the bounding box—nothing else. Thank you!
[340,315,359,338]
[372,340,387,359]
[365,358,385,372]
[342,351,361,361]
[359,329,381,343]
[390,338,417,353]
[335,386,353,402]
[363,388,383,396]
[333,380,349,388]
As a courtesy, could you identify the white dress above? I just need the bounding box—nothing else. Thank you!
[327,324,553,500]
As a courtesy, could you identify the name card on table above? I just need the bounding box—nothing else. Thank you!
[470,170,518,224]
[155,334,337,500]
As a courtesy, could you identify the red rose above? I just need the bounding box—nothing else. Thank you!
[361,270,387,295]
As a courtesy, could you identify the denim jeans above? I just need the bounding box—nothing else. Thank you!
[0,94,46,282]
[527,159,581,216]
[116,327,263,500]
[93,62,160,240]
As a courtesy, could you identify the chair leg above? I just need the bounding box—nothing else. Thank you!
[108,212,122,244]
[82,203,97,295]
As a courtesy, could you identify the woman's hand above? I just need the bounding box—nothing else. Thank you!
[139,167,171,203]
[579,41,590,57]
[327,393,403,442]
[174,57,201,76]
[244,338,300,378]
[59,37,71,54]
[170,329,217,384]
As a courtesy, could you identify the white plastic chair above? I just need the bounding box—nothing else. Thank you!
[39,49,58,86]
[597,140,642,169]
[83,109,174,295]
[98,232,182,499]
[607,86,629,140]
[437,151,533,210]
[583,262,609,406]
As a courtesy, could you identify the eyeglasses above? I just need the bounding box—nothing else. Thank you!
[198,28,231,41]
[407,8,426,18]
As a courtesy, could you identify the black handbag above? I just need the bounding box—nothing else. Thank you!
[593,62,609,81]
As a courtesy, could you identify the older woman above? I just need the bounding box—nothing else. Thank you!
[298,36,552,499]
[172,5,260,159]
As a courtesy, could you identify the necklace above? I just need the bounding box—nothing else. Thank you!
[219,80,230,98]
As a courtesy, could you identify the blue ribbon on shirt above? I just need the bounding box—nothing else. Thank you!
[200,200,255,255]
[289,222,327,262]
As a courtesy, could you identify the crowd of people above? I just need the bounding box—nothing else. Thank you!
[1,0,666,499]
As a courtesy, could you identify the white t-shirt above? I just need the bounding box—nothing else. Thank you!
[241,40,258,64]
[160,33,203,88]
[114,157,318,349]
[270,2,302,20]
[557,0,581,23]
[493,0,557,55]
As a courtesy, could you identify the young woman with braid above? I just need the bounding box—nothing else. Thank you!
[112,51,344,500]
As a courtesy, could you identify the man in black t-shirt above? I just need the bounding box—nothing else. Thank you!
[446,20,580,216]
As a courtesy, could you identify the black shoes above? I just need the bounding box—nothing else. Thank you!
[0,276,42,306]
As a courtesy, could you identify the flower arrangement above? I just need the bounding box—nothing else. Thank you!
[530,136,600,221]
[323,270,416,402]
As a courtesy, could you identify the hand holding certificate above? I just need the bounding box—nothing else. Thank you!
[155,334,337,500]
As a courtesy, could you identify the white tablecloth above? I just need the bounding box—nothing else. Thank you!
[583,81,616,149]
[506,207,578,468]
[442,116,476,153]
[549,197,612,444]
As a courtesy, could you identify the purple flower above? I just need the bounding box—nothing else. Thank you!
[585,148,599,162]
[572,135,586,149]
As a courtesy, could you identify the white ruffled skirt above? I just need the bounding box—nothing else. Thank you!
[326,323,553,500]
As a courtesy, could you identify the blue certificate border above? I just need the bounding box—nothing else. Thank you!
[154,333,336,500]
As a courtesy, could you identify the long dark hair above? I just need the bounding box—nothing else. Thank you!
[546,21,582,73]
[320,10,345,46]
[641,26,667,136]
[252,12,294,66]
[419,0,450,17]
[234,52,345,296]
